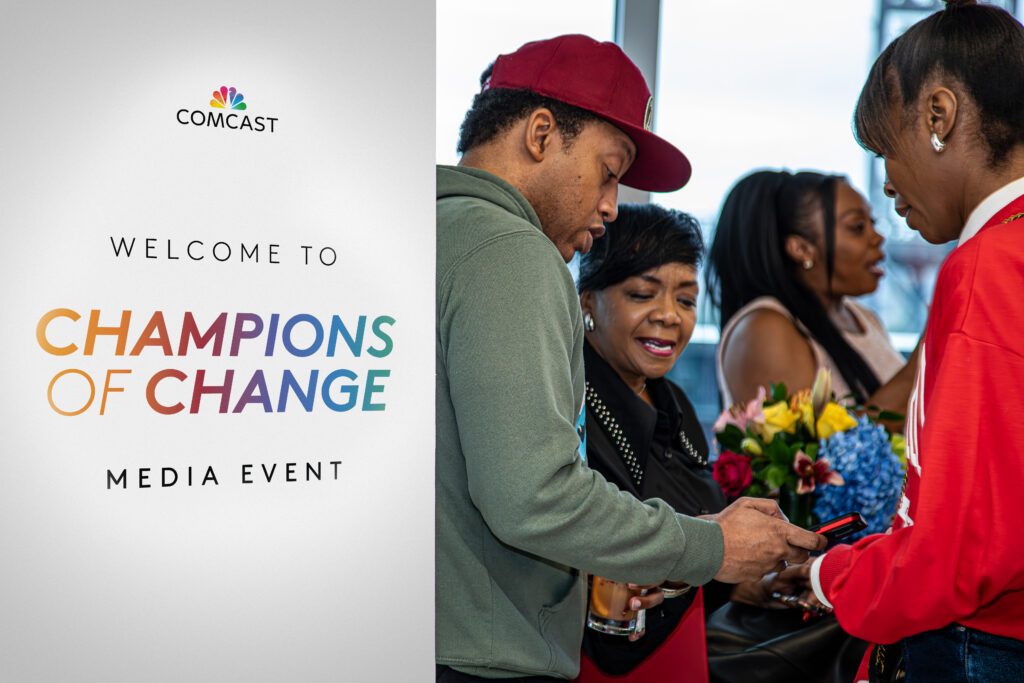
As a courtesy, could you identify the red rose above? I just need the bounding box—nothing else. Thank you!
[713,450,753,498]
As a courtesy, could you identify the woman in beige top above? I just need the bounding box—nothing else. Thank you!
[705,170,919,424]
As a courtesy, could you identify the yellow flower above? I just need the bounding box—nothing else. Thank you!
[761,400,799,442]
[740,437,763,456]
[789,390,816,436]
[816,402,858,440]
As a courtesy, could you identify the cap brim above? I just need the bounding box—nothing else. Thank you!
[610,119,691,193]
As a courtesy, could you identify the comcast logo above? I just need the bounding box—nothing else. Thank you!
[210,86,247,110]
[176,83,277,133]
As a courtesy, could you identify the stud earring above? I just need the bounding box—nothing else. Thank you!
[584,312,596,332]
[802,259,814,271]
[931,132,946,153]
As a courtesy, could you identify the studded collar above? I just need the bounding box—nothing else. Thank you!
[582,341,708,487]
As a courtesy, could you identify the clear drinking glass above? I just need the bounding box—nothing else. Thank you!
[587,576,644,636]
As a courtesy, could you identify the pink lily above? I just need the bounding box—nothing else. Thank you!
[714,386,767,433]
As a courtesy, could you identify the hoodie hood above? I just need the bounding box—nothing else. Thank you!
[437,165,543,233]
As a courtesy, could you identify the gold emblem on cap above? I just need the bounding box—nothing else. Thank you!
[643,96,654,131]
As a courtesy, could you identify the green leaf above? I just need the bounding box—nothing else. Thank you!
[775,432,796,445]
[877,410,905,422]
[717,424,744,451]
[745,482,767,498]
[771,383,788,403]
[765,465,788,490]
[766,438,789,465]
[805,442,819,459]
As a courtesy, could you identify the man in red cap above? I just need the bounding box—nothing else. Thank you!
[436,34,824,681]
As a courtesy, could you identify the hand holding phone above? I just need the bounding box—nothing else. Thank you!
[810,512,867,545]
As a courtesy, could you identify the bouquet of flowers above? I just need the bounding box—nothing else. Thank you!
[712,369,903,533]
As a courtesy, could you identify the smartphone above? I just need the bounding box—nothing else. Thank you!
[810,512,867,544]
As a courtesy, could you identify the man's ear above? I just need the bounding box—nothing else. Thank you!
[524,107,557,162]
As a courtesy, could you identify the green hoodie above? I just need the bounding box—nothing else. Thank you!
[436,165,724,679]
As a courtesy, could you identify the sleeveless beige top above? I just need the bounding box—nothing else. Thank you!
[716,296,905,408]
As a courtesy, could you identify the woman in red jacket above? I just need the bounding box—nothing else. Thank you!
[809,2,1024,680]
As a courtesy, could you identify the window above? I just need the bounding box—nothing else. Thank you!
[437,0,616,165]
[654,1,944,429]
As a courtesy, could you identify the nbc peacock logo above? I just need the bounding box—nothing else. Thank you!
[176,83,277,133]
[210,85,247,110]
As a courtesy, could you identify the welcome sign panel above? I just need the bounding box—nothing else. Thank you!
[0,2,435,679]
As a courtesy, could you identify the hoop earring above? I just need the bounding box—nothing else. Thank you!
[584,312,596,332]
[802,259,814,271]
[931,132,946,153]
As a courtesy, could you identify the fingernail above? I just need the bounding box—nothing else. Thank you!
[630,598,641,610]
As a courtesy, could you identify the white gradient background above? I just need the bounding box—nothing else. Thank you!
[0,1,435,680]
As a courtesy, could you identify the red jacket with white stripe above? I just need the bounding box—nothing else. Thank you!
[815,192,1024,645]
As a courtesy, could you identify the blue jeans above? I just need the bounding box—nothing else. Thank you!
[904,623,1024,682]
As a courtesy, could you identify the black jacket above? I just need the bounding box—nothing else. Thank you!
[582,340,730,675]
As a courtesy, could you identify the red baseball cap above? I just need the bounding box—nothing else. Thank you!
[483,34,691,193]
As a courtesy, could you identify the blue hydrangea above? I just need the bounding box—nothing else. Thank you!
[813,416,904,540]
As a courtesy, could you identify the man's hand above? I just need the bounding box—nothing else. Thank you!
[701,497,826,583]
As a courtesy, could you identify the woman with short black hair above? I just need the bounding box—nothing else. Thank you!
[575,203,725,682]
[576,204,835,682]
[808,2,1024,680]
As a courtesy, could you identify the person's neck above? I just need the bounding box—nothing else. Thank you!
[810,287,842,315]
[960,147,1024,224]
[588,339,651,401]
[458,147,523,192]
[815,292,859,333]
[615,367,650,404]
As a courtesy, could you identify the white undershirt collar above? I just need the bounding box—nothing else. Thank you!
[958,175,1024,247]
